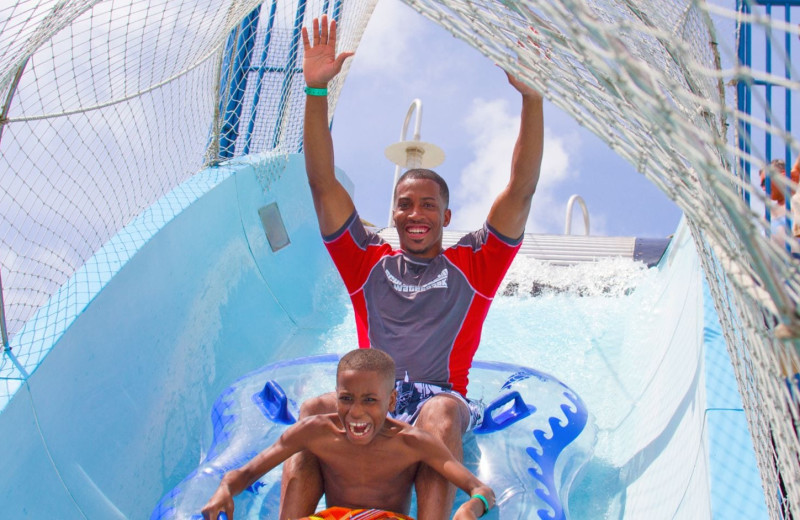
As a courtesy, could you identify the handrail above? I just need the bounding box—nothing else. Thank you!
[564,194,590,235]
[0,267,8,351]
[0,266,28,378]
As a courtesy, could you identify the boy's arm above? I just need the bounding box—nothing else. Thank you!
[302,15,356,236]
[410,431,496,518]
[453,489,494,520]
[486,72,544,241]
[201,420,314,520]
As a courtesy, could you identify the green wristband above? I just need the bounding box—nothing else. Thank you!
[305,86,328,96]
[472,494,490,517]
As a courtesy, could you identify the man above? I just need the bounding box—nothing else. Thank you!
[759,158,800,240]
[281,15,543,519]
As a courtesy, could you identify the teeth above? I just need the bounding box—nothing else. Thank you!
[349,422,371,437]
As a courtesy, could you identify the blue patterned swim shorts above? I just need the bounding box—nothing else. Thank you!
[391,376,483,431]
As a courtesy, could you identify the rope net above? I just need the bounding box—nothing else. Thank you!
[0,0,375,395]
[0,0,799,517]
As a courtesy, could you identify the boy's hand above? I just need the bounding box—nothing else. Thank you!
[453,501,480,520]
[453,486,495,520]
[302,15,354,88]
[201,484,235,520]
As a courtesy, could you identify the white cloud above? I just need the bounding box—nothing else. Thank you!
[527,138,574,233]
[451,97,575,233]
[349,0,424,78]
[589,211,608,236]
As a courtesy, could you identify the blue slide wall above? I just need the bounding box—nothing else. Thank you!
[0,154,348,519]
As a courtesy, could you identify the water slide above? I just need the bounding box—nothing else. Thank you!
[0,153,768,518]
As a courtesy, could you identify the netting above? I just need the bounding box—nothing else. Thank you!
[1,0,800,518]
[0,0,375,398]
[388,0,800,516]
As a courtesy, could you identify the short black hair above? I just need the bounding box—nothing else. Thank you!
[394,168,450,209]
[337,348,396,385]
[760,159,786,176]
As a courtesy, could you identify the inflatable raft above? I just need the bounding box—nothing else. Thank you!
[151,355,595,520]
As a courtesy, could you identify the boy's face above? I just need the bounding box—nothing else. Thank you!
[336,369,397,445]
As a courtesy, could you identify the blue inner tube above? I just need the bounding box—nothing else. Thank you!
[151,355,595,520]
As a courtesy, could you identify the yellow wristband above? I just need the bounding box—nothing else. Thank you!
[305,86,327,96]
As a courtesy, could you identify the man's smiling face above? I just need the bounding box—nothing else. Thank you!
[392,178,451,259]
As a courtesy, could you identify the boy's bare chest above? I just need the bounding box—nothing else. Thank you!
[315,437,419,487]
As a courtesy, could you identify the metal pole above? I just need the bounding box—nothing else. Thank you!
[0,267,9,351]
[564,195,590,236]
[736,0,753,206]
[0,58,28,148]
[784,3,794,253]
[0,265,28,379]
[0,59,28,352]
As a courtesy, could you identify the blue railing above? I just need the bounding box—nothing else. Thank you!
[219,8,261,159]
[736,0,798,246]
[242,0,280,155]
[216,0,344,159]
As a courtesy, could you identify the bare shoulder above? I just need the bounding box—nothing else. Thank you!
[391,424,457,469]
[286,413,343,455]
[390,420,442,450]
[302,412,343,431]
[399,423,435,441]
[288,413,343,440]
[378,416,413,438]
[373,417,424,450]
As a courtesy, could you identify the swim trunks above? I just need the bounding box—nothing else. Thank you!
[300,507,413,520]
[324,211,521,396]
[392,378,483,431]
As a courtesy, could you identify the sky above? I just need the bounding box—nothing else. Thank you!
[329,0,684,238]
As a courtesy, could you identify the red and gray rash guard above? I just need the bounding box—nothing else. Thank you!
[323,211,521,396]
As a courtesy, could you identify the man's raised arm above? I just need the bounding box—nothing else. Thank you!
[486,72,544,240]
[302,16,355,236]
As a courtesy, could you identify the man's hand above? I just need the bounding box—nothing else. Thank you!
[505,70,542,101]
[302,15,354,88]
[301,14,357,235]
[506,27,546,101]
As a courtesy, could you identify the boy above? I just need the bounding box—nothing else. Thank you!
[201,349,495,520]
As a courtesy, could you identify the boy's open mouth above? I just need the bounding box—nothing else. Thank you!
[348,421,372,438]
